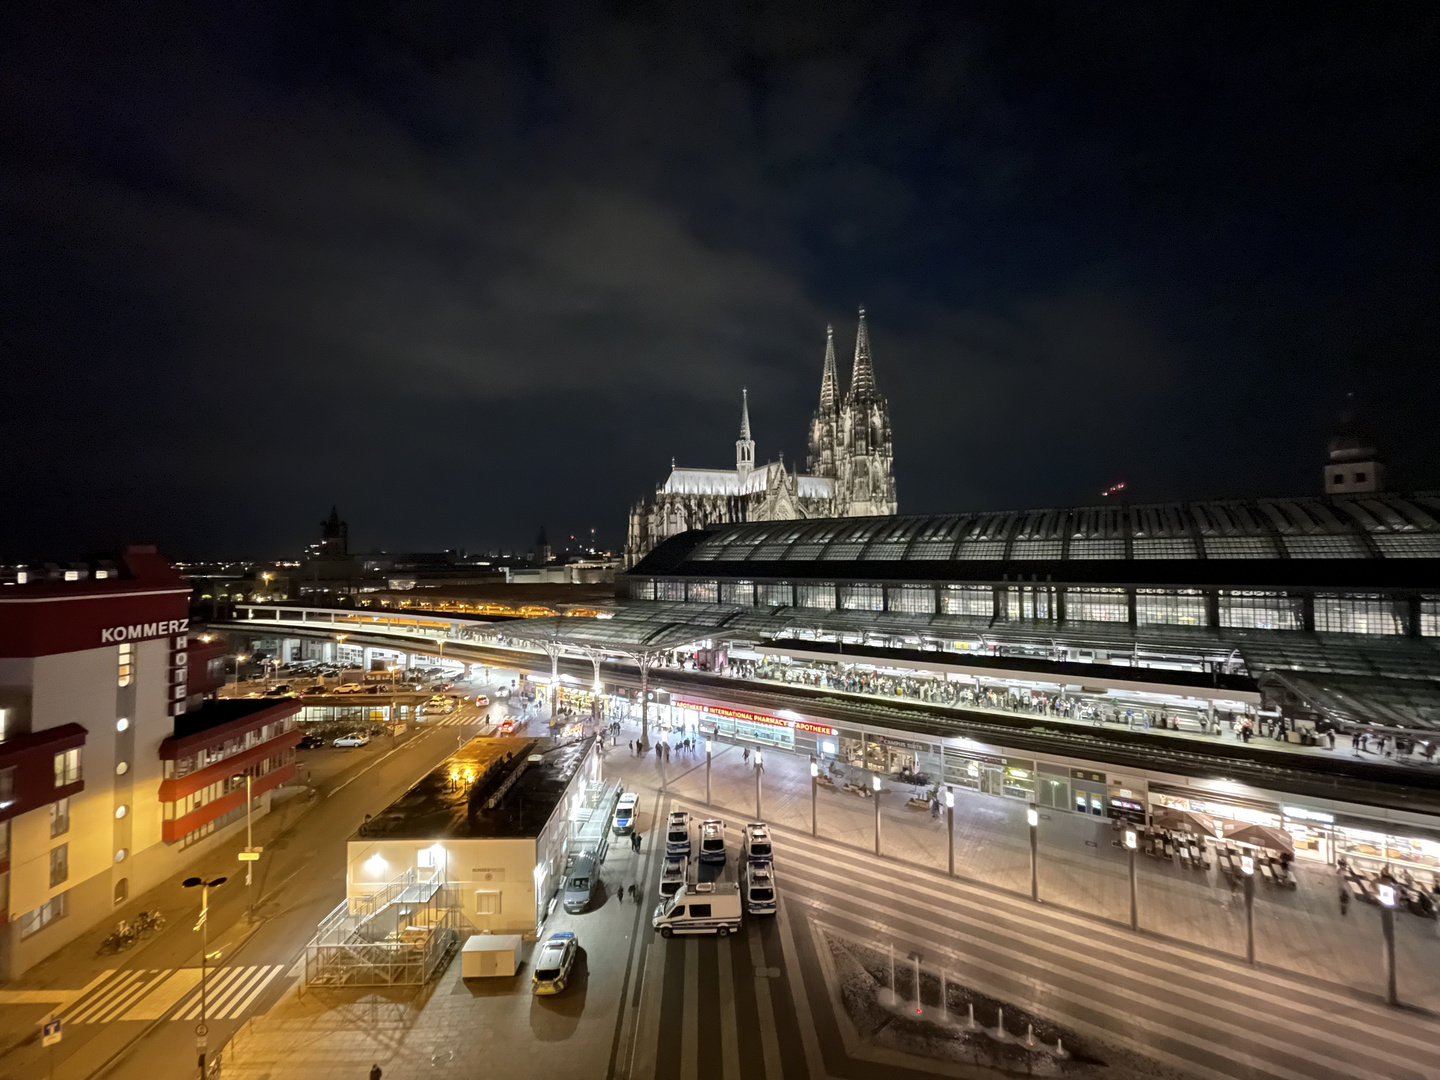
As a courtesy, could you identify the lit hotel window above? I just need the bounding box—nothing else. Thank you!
[118,642,133,687]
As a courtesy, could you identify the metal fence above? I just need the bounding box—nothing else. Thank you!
[304,867,463,987]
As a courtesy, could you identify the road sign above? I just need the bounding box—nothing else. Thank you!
[238,849,261,862]
[42,1017,62,1046]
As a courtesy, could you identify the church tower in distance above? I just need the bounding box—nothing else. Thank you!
[835,308,898,515]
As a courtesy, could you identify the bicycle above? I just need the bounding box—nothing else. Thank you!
[135,910,166,938]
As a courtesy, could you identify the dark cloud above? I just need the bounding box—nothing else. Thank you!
[2,2,1437,559]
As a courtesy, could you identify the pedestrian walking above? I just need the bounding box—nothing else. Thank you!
[629,883,639,903]
[1340,887,1351,916]
[632,832,641,852]
[743,747,750,764]
[371,1065,383,1080]
[628,740,634,754]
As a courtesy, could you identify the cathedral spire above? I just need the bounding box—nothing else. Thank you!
[736,387,755,477]
[849,308,877,399]
[820,325,838,411]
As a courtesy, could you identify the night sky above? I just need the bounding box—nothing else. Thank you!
[4,3,1437,560]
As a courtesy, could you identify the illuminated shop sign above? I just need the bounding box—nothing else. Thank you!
[101,618,189,643]
[1283,806,1335,824]
[674,699,835,735]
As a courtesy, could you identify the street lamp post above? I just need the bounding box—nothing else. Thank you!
[1027,804,1039,902]
[754,750,763,819]
[873,775,883,856]
[1241,855,1256,963]
[233,653,247,692]
[232,772,260,918]
[1124,828,1139,930]
[183,875,227,1080]
[705,739,713,805]
[1379,882,1399,1006]
[945,787,955,877]
[809,760,819,837]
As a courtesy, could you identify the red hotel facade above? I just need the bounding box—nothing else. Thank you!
[0,548,296,978]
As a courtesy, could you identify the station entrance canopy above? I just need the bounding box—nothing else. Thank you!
[233,601,1440,730]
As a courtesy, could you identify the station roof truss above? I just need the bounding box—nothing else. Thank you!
[631,492,1440,586]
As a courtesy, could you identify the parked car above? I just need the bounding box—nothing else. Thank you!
[264,684,292,696]
[659,856,687,899]
[531,931,578,995]
[666,812,692,857]
[332,684,363,695]
[743,822,773,863]
[699,818,727,864]
[744,860,777,915]
[303,684,325,694]
[613,792,639,835]
[332,733,370,748]
[297,733,325,750]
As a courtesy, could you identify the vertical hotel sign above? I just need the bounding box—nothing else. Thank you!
[673,699,836,737]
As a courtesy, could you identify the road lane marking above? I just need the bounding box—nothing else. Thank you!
[746,923,784,1080]
[717,935,740,1080]
[681,938,699,1080]
[122,968,202,1021]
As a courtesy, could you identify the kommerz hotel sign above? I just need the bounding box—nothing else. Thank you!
[101,619,190,643]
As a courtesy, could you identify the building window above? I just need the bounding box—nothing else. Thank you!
[1203,536,1278,559]
[1421,598,1440,638]
[0,767,14,802]
[1356,472,1367,483]
[50,843,69,887]
[796,583,836,610]
[18,892,67,938]
[1006,586,1054,620]
[1314,594,1405,635]
[755,582,792,607]
[118,642,134,687]
[654,580,685,602]
[1135,589,1208,627]
[1067,538,1126,559]
[53,748,81,787]
[1219,591,1303,630]
[1066,588,1129,623]
[719,581,754,606]
[686,581,718,604]
[839,584,883,612]
[50,798,70,838]
[1132,538,1197,559]
[114,878,129,905]
[940,585,993,617]
[886,585,936,615]
[1283,535,1369,559]
[474,890,501,915]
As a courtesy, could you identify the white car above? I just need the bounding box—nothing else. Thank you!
[332,684,363,695]
[659,856,687,899]
[745,860,777,915]
[613,792,639,835]
[531,931,578,995]
[332,733,370,748]
[699,818,726,863]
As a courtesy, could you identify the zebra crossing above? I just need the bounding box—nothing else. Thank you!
[62,964,286,1025]
[422,712,487,728]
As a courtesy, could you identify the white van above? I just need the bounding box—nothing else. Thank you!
[698,818,726,863]
[652,877,742,937]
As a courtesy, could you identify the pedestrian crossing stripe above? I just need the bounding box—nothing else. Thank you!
[61,964,286,1024]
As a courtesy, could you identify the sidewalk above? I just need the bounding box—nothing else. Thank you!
[601,719,1440,1012]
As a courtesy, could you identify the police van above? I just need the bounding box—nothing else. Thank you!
[652,861,741,937]
[742,822,773,863]
[744,859,777,915]
[698,818,727,863]
[666,811,691,857]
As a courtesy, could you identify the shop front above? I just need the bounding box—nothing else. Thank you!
[671,698,819,751]
[1071,769,1108,817]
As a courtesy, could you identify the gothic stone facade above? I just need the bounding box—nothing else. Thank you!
[625,310,898,567]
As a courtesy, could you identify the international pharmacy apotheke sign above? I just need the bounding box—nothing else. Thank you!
[100,618,190,644]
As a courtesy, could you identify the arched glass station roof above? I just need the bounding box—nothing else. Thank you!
[675,494,1440,566]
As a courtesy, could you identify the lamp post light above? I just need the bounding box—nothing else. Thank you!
[705,739,713,805]
[1379,882,1399,1006]
[182,874,227,1080]
[945,787,956,877]
[1124,828,1139,930]
[232,772,261,919]
[809,760,819,837]
[1027,803,1040,902]
[873,774,883,856]
[754,750,764,819]
[233,653,248,692]
[1241,855,1256,963]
